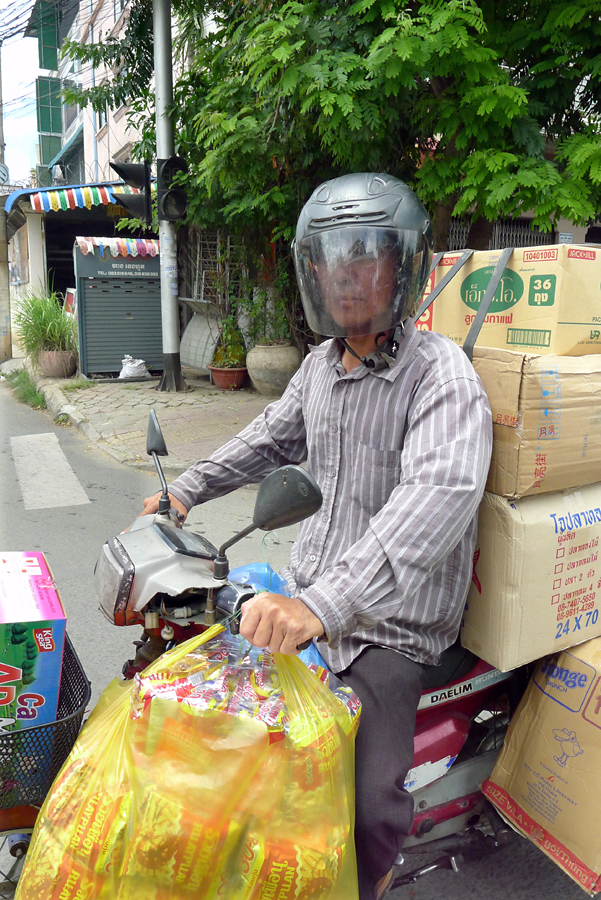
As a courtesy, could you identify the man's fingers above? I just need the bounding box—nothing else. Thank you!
[239,593,324,655]
[141,493,160,516]
[278,632,303,655]
[139,493,188,520]
[239,600,271,646]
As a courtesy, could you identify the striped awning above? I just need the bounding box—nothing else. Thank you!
[75,236,160,258]
[31,184,139,213]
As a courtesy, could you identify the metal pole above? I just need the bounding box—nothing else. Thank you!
[153,0,186,391]
[0,40,5,165]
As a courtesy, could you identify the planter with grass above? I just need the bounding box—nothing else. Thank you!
[208,314,248,391]
[242,286,301,396]
[14,290,78,378]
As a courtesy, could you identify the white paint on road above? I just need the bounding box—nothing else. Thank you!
[10,433,91,509]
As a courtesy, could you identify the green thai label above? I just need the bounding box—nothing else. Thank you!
[528,274,556,306]
[507,328,552,348]
[460,266,524,313]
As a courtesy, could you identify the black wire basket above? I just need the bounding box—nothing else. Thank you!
[0,635,90,810]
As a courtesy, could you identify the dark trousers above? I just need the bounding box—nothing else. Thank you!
[337,647,423,900]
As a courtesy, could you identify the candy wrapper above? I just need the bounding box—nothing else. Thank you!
[16,626,361,900]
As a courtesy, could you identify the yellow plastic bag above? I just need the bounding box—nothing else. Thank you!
[16,625,360,900]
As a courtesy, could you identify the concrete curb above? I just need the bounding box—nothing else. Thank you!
[2,358,253,478]
[16,359,150,468]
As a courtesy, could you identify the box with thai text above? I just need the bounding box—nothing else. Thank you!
[471,347,601,499]
[484,638,601,894]
[416,244,601,356]
[461,484,601,671]
[0,552,66,731]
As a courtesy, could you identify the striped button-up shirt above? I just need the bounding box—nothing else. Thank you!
[168,320,492,674]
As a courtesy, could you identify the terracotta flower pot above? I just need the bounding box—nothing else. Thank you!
[207,366,248,390]
[38,350,78,378]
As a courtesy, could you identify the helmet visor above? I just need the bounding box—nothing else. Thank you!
[293,227,430,338]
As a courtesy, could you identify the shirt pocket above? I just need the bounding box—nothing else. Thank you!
[351,441,402,516]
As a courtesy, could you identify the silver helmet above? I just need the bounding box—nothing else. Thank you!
[293,173,433,338]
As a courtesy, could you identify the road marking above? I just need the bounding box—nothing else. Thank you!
[10,433,91,510]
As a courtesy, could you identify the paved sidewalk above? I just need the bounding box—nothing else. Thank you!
[1,360,274,475]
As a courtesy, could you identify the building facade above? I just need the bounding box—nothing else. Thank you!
[26,0,141,188]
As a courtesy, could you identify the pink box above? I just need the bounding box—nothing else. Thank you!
[0,552,66,731]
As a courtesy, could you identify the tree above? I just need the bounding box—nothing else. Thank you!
[64,0,601,253]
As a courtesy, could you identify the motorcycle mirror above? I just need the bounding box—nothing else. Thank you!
[146,410,170,514]
[253,466,322,531]
[213,466,322,580]
[147,409,168,457]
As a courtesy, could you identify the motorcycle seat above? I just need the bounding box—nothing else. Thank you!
[420,639,478,692]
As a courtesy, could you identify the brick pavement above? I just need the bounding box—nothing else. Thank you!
[1,360,273,475]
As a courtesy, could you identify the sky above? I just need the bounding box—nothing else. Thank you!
[1,1,40,185]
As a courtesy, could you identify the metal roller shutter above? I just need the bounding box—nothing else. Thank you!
[81,277,163,374]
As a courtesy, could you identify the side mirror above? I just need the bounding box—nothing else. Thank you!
[213,465,323,580]
[253,466,322,531]
[147,409,168,457]
[146,410,170,514]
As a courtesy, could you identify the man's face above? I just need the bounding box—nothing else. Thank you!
[317,251,397,336]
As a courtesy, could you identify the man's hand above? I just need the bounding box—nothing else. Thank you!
[240,592,325,655]
[141,492,189,521]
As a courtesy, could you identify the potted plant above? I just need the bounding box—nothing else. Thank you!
[14,289,78,378]
[207,310,248,390]
[242,277,302,396]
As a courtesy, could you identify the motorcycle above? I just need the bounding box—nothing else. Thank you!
[95,410,525,888]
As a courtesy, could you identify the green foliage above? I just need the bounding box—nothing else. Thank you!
[63,0,601,250]
[242,289,292,346]
[62,0,154,114]
[212,309,247,368]
[14,290,77,362]
[240,263,293,346]
[61,377,96,392]
[5,370,47,410]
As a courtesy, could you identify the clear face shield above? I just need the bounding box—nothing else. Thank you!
[293,227,430,338]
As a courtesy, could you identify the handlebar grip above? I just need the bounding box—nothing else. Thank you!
[297,634,327,651]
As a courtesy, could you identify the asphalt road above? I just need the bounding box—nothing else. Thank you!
[0,380,589,900]
[0,380,296,706]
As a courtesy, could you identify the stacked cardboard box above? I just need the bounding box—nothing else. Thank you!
[417,246,601,671]
[421,245,601,892]
[484,638,601,894]
[416,243,601,356]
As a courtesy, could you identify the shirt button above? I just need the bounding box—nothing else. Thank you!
[321,514,328,522]
[330,425,338,434]
[309,554,316,562]
[327,467,336,478]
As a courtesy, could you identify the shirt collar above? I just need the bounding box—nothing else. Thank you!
[308,320,421,382]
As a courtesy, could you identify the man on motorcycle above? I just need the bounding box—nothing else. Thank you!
[142,173,493,899]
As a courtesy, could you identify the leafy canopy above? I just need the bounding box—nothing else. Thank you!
[64,0,601,249]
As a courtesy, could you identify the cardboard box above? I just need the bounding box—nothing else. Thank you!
[0,552,66,731]
[483,639,601,894]
[461,484,601,671]
[416,244,601,356]
[471,347,601,499]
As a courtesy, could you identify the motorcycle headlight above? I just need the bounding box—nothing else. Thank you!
[95,538,135,626]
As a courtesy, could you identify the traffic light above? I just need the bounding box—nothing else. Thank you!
[109,160,152,226]
[157,156,188,222]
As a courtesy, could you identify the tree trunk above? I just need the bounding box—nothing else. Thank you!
[466,217,494,250]
[432,199,455,251]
